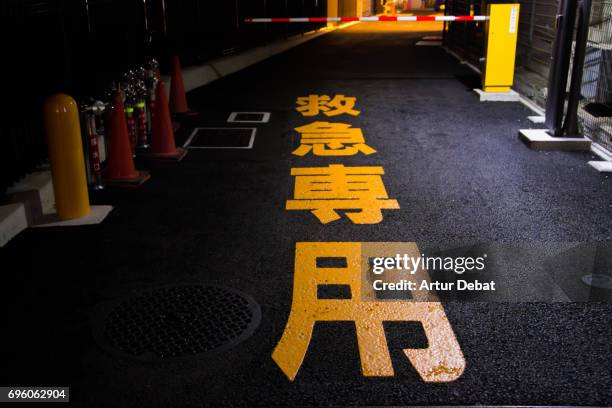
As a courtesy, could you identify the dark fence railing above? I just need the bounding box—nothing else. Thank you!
[578,0,612,151]
[0,0,327,197]
[513,0,557,107]
[444,0,485,67]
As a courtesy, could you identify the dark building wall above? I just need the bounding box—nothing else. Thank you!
[2,1,74,198]
[0,0,327,196]
[339,0,358,16]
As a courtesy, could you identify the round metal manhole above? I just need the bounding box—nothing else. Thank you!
[94,285,261,361]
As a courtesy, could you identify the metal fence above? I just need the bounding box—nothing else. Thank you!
[443,0,485,67]
[0,0,327,197]
[513,0,558,107]
[578,0,612,151]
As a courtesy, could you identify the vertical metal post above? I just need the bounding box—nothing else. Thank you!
[529,0,536,43]
[563,0,592,136]
[142,0,150,32]
[235,0,240,31]
[160,0,168,35]
[544,0,578,136]
[84,0,92,33]
[442,0,448,46]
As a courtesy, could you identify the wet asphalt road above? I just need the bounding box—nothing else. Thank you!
[1,22,612,407]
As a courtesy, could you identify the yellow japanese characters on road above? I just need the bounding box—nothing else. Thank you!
[286,164,400,224]
[277,94,463,383]
[272,242,466,382]
[292,122,377,157]
[296,94,361,117]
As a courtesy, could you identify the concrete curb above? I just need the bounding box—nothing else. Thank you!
[588,161,612,173]
[474,89,520,102]
[518,129,592,151]
[0,204,28,247]
[33,205,113,227]
[7,170,55,215]
[528,115,545,124]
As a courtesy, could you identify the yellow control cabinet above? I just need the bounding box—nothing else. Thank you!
[482,4,520,93]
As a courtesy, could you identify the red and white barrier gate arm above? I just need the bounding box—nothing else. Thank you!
[244,16,489,23]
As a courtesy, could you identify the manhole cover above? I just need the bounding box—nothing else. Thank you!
[94,285,261,361]
[183,127,256,149]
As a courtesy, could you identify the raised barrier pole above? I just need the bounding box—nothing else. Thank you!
[244,11,519,98]
[43,94,91,220]
[244,16,488,23]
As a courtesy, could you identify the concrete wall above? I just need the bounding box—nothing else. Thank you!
[328,0,364,23]
[362,0,373,16]
[328,0,339,18]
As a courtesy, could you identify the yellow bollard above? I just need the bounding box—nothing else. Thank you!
[482,3,520,93]
[43,94,91,220]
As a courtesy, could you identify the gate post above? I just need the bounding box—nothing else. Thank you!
[517,0,592,151]
[544,0,579,136]
[562,0,593,137]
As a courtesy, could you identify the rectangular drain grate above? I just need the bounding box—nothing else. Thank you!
[227,112,271,123]
[184,128,256,149]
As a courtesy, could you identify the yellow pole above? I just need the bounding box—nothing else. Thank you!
[482,3,520,93]
[43,94,91,220]
[327,0,338,27]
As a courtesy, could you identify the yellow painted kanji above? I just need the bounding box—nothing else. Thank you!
[272,242,465,381]
[286,164,399,224]
[292,122,377,157]
[296,95,361,117]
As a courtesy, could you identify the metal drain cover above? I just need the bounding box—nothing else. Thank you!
[183,127,256,149]
[94,285,261,361]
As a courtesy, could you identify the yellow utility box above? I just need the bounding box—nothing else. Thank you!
[482,3,520,93]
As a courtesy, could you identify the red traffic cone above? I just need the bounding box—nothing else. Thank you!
[169,56,190,114]
[103,91,150,187]
[146,80,187,161]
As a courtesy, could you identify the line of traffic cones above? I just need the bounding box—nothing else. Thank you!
[103,56,193,187]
